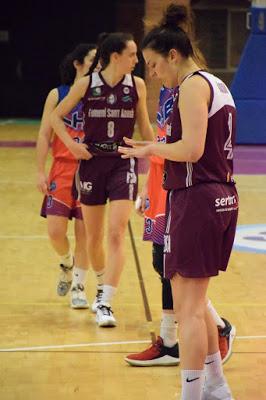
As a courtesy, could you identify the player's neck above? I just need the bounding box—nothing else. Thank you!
[101,67,124,88]
[177,58,200,85]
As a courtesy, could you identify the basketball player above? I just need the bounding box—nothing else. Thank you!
[50,33,154,327]
[119,4,238,400]
[36,43,97,309]
[125,84,235,368]
[125,5,235,368]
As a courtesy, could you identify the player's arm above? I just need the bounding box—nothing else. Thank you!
[50,77,92,160]
[134,77,155,142]
[36,88,58,194]
[120,76,209,162]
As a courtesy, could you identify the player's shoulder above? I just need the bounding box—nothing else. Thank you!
[133,76,146,97]
[45,88,59,107]
[133,75,145,87]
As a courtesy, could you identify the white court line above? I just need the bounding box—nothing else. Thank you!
[0,339,150,352]
[0,335,265,353]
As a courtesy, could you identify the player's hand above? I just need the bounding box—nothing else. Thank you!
[135,187,149,217]
[69,141,92,160]
[37,173,48,194]
[118,137,153,159]
[123,137,153,147]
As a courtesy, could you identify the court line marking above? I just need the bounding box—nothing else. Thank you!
[0,335,266,352]
[0,340,150,352]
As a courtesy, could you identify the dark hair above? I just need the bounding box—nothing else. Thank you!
[59,43,96,85]
[88,32,134,74]
[142,4,206,68]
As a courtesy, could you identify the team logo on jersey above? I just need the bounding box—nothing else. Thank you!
[107,93,117,105]
[92,87,102,96]
[233,224,266,254]
[49,181,56,191]
[122,95,133,103]
[145,198,150,210]
[123,87,130,94]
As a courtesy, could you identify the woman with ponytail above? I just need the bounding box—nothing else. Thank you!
[36,43,96,309]
[125,4,235,370]
[51,32,154,328]
[119,4,238,400]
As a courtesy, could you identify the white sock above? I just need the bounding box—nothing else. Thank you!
[181,369,205,400]
[207,300,225,328]
[72,267,87,287]
[160,312,177,347]
[204,351,225,387]
[95,268,105,286]
[60,251,73,268]
[101,285,117,304]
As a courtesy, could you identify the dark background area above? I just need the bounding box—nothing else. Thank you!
[0,0,250,118]
[0,0,145,117]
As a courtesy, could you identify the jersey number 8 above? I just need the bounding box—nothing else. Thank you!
[107,121,115,138]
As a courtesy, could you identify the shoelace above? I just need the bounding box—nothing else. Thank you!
[96,289,103,301]
[59,264,73,273]
[148,338,162,351]
[98,304,113,316]
[71,284,84,292]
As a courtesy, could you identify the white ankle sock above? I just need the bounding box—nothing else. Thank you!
[160,312,177,347]
[72,267,87,286]
[181,369,205,400]
[207,300,225,328]
[60,251,73,268]
[204,351,225,386]
[95,268,105,285]
[101,285,117,304]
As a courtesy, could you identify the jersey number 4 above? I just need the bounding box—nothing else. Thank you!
[224,112,233,160]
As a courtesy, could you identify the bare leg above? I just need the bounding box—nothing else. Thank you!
[104,199,133,287]
[47,215,69,256]
[73,217,89,270]
[171,274,209,400]
[46,215,73,296]
[80,204,105,274]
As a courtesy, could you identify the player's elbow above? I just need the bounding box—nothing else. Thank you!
[186,146,204,163]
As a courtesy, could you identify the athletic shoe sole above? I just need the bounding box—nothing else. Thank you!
[71,302,90,309]
[124,354,179,367]
[96,316,117,327]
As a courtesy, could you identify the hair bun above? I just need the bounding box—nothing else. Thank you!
[161,4,188,30]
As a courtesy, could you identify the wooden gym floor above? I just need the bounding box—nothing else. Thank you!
[0,122,266,400]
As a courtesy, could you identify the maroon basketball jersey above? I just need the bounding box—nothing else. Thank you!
[163,71,236,190]
[82,71,138,156]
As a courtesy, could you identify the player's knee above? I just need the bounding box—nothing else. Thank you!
[48,225,66,242]
[86,232,103,249]
[108,224,127,248]
[152,243,164,278]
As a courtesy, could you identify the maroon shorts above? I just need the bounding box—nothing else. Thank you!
[74,156,138,205]
[164,183,239,279]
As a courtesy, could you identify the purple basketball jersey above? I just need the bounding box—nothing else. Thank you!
[82,72,138,156]
[163,71,237,190]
